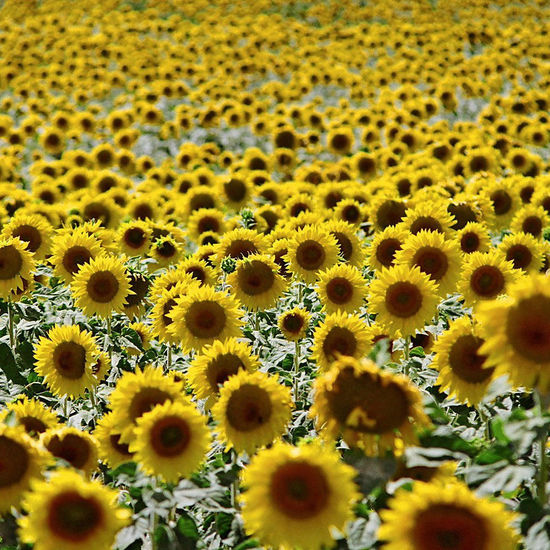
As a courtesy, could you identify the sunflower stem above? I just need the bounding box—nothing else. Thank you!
[7,299,15,351]
[297,282,303,304]
[535,390,548,507]
[167,345,172,370]
[230,450,239,510]
[293,340,300,401]
[106,316,113,362]
[254,311,259,332]
[150,477,159,550]
[62,395,69,419]
[403,335,411,377]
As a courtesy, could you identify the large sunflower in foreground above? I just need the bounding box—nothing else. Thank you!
[368,264,440,337]
[0,237,35,299]
[188,338,260,406]
[240,440,359,550]
[168,285,244,352]
[311,356,429,454]
[71,255,132,318]
[212,370,292,455]
[378,479,519,550]
[311,311,371,371]
[476,273,550,392]
[0,424,48,513]
[431,316,495,406]
[34,325,100,398]
[18,469,131,550]
[129,401,211,483]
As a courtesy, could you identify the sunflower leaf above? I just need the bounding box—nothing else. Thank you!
[0,342,26,385]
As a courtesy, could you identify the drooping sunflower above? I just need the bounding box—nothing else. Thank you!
[108,365,188,443]
[378,479,520,550]
[317,263,367,313]
[227,254,288,311]
[18,468,131,550]
[510,204,550,239]
[455,221,491,254]
[117,219,152,257]
[188,338,260,405]
[366,225,409,272]
[129,401,211,483]
[50,229,104,283]
[71,255,132,318]
[476,273,550,392]
[368,264,440,337]
[395,230,462,296]
[285,226,340,284]
[41,426,98,476]
[1,213,52,260]
[0,424,48,513]
[212,370,292,456]
[240,440,359,550]
[457,251,519,307]
[278,307,311,341]
[0,237,35,299]
[311,356,430,454]
[34,325,100,398]
[4,396,58,438]
[168,285,244,352]
[94,412,135,469]
[431,316,495,406]
[497,231,544,273]
[311,311,371,371]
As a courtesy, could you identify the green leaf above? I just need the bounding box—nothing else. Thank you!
[0,342,26,385]
[234,539,261,550]
[177,514,200,541]
[215,512,233,537]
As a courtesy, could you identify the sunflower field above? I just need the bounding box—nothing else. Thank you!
[2,0,550,549]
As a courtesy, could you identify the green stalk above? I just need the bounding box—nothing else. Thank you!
[535,391,548,507]
[403,335,411,377]
[7,299,15,351]
[293,340,300,401]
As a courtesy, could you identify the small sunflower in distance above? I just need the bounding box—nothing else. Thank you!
[130,401,211,483]
[0,237,34,299]
[227,254,288,310]
[18,469,131,550]
[168,285,244,352]
[212,370,292,455]
[278,307,310,341]
[378,479,519,550]
[317,263,367,313]
[34,325,100,398]
[457,251,519,307]
[476,273,550,392]
[285,226,340,284]
[366,225,408,272]
[431,316,495,406]
[369,264,439,337]
[71,255,132,318]
[311,356,430,454]
[240,440,359,550]
[0,424,48,513]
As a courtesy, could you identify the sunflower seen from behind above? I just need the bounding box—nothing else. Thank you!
[240,440,359,550]
[18,469,130,550]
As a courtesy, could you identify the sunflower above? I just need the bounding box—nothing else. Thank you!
[227,254,288,311]
[129,401,211,483]
[368,264,440,337]
[41,426,98,475]
[368,194,407,231]
[455,221,491,254]
[149,267,198,299]
[91,351,111,384]
[71,255,131,318]
[187,208,226,242]
[395,230,462,296]
[94,412,135,469]
[285,226,340,284]
[400,201,456,236]
[126,321,151,355]
[108,365,188,443]
[212,370,292,455]
[40,126,65,155]
[311,311,371,371]
[178,256,217,286]
[333,198,365,226]
[476,273,550,392]
[316,263,367,313]
[218,175,252,211]
[510,204,550,239]
[18,468,131,550]
[168,285,244,352]
[481,179,520,230]
[118,219,152,257]
[4,396,58,438]
[431,316,495,406]
[188,338,260,405]
[50,229,102,284]
[214,227,266,265]
[34,325,100,398]
[278,307,310,341]
[0,237,35,299]
[498,231,544,272]
[367,225,409,272]
[378,479,519,550]
[149,235,182,269]
[458,251,519,307]
[311,356,429,454]
[240,440,359,550]
[1,213,52,260]
[150,284,189,345]
[124,271,151,319]
[0,424,48,513]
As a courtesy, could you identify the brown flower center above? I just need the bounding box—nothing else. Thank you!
[86,271,120,303]
[124,227,147,249]
[63,246,92,275]
[226,384,272,432]
[522,216,543,238]
[469,265,505,298]
[460,232,480,253]
[331,231,353,261]
[490,189,512,216]
[109,434,132,456]
[409,216,443,235]
[20,416,47,436]
[448,334,493,383]
[46,433,91,470]
[412,246,449,283]
[206,353,244,391]
[224,239,258,260]
[237,261,275,296]
[296,240,326,271]
[0,436,29,487]
[505,244,532,270]
[322,327,357,361]
[385,282,423,318]
[185,301,226,338]
[150,416,190,457]
[12,225,42,253]
[326,277,354,305]
[0,244,23,280]
[375,238,401,267]
[376,200,406,229]
[53,341,86,379]
[282,313,305,334]
[129,388,172,423]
